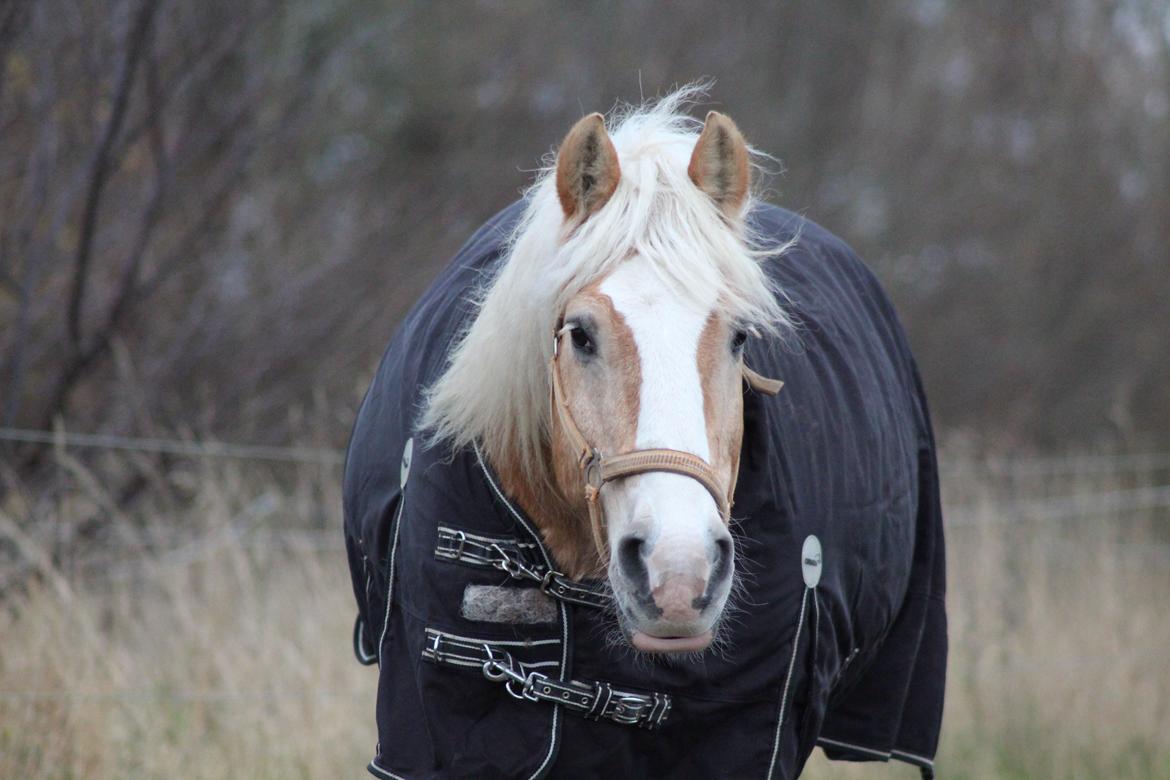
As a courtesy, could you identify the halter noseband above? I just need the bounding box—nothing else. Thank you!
[550,325,783,562]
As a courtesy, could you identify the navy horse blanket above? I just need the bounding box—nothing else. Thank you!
[343,201,947,779]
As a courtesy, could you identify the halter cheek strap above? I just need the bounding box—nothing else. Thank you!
[550,326,782,562]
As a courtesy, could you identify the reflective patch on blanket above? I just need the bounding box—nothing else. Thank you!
[460,584,558,624]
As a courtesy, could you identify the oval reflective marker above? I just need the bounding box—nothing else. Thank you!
[400,437,414,489]
[801,535,822,588]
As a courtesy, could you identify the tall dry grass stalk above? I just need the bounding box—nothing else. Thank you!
[0,456,372,778]
[2,451,1169,778]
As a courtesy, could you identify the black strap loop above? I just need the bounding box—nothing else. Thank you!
[352,614,378,666]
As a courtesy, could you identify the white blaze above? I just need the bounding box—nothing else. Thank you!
[599,257,721,577]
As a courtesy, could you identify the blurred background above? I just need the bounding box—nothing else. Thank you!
[1,1,1168,778]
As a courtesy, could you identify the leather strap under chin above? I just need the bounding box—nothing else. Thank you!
[550,325,783,562]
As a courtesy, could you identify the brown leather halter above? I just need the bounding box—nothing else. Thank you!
[550,324,783,562]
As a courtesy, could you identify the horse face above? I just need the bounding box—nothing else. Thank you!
[551,110,755,653]
[556,261,745,652]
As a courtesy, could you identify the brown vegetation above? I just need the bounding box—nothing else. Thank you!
[2,450,1168,778]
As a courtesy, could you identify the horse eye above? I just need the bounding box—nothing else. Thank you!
[570,325,595,355]
[731,329,748,352]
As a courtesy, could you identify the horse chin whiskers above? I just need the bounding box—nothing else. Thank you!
[724,516,767,609]
[602,585,738,666]
[705,572,744,662]
[603,627,713,671]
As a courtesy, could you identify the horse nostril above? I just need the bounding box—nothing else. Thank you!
[617,535,649,592]
[711,535,733,587]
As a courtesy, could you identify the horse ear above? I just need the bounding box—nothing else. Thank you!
[688,111,751,219]
[556,113,621,221]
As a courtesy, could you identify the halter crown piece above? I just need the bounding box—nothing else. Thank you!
[550,325,783,562]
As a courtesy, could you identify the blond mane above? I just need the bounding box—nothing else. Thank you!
[420,85,794,489]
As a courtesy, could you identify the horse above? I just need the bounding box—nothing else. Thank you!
[343,88,946,779]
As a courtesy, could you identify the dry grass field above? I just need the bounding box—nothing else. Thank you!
[2,447,1169,779]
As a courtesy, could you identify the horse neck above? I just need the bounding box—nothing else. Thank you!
[492,441,601,580]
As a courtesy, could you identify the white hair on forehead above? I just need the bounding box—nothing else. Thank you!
[421,83,794,484]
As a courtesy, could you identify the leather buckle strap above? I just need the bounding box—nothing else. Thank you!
[434,526,612,610]
[422,628,671,729]
[434,525,541,568]
[538,569,611,610]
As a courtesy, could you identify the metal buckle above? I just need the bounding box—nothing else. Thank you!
[582,448,603,491]
[482,644,526,692]
[488,542,542,581]
[518,671,544,702]
[481,644,552,704]
[608,694,649,725]
[481,644,504,680]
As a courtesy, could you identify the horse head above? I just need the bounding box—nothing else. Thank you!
[424,95,788,654]
[547,111,765,653]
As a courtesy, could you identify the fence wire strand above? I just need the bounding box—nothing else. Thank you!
[5,427,1170,474]
[0,428,344,465]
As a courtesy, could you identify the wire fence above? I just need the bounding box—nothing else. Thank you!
[944,451,1170,476]
[945,485,1170,527]
[0,428,344,465]
[5,427,1170,475]
[0,688,369,703]
[3,426,1170,566]
[4,427,1170,575]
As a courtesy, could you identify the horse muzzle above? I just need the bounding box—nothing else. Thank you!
[613,520,734,654]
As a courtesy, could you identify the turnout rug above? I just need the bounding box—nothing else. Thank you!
[343,201,946,779]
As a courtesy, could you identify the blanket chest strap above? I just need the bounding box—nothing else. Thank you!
[434,526,611,610]
[421,628,670,730]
